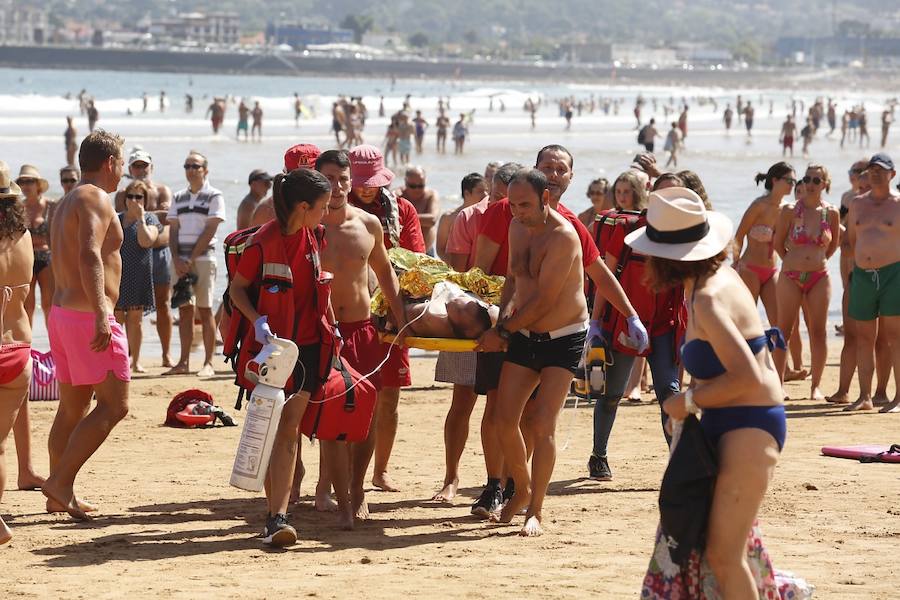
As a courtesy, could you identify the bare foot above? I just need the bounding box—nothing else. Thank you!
[17,471,46,491]
[315,489,338,512]
[163,363,190,376]
[432,478,459,502]
[41,482,92,521]
[826,391,851,404]
[0,516,11,545]
[493,489,530,524]
[161,355,174,368]
[196,363,216,378]
[879,398,900,414]
[844,397,874,412]
[519,515,544,537]
[810,387,826,402]
[784,368,809,382]
[131,363,147,374]
[46,496,97,515]
[372,471,400,492]
[352,489,370,520]
[873,391,890,407]
[337,507,355,531]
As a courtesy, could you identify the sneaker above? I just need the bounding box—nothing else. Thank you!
[588,455,612,481]
[262,513,297,547]
[470,484,503,518]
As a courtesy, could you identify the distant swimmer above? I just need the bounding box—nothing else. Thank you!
[882,109,893,148]
[43,130,129,521]
[159,90,166,113]
[251,101,263,142]
[206,98,225,134]
[184,94,193,113]
[744,101,755,137]
[87,100,99,133]
[413,110,428,155]
[293,93,303,127]
[64,116,77,166]
[436,110,450,154]
[780,115,797,157]
[142,92,148,113]
[236,100,250,141]
[453,114,468,155]
[723,103,734,132]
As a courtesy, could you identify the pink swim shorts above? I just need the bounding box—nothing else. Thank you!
[48,306,131,386]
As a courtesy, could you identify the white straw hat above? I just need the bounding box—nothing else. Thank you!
[624,187,732,261]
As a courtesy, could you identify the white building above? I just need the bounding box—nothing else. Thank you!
[0,2,49,45]
[150,12,239,46]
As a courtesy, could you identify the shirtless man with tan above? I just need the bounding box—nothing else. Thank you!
[317,149,407,525]
[42,130,130,521]
[399,166,440,256]
[846,153,900,413]
[477,168,589,537]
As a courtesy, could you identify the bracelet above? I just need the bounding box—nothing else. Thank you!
[495,323,511,341]
[684,389,700,415]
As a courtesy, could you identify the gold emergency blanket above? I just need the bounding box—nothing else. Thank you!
[371,248,504,317]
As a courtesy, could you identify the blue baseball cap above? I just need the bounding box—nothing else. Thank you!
[868,153,895,171]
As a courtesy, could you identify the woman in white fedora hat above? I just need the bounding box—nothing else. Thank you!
[15,164,55,328]
[627,187,786,597]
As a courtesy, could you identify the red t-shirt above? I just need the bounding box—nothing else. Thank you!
[235,228,321,345]
[477,199,600,276]
[350,192,426,252]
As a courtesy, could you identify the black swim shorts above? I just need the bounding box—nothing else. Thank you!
[475,351,505,395]
[504,330,586,375]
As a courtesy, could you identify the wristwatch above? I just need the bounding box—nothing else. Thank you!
[495,323,511,341]
[684,389,700,415]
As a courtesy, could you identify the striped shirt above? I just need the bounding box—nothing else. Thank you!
[167,181,225,259]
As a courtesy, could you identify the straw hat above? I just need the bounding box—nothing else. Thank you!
[0,161,23,200]
[624,187,732,261]
[15,164,49,195]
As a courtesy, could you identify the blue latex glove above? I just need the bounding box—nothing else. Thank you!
[254,315,274,345]
[587,319,605,346]
[626,315,649,354]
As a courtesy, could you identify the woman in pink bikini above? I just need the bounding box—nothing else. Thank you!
[773,165,841,400]
[734,162,807,381]
[0,163,35,544]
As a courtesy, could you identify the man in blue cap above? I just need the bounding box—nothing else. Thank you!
[846,153,900,413]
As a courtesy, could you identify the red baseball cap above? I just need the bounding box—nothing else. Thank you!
[283,143,321,172]
[348,144,394,188]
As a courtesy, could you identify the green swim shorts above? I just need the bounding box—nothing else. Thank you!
[849,261,900,321]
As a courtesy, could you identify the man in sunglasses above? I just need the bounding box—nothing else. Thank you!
[846,153,900,413]
[59,165,79,195]
[398,165,440,257]
[165,151,225,378]
[114,148,176,367]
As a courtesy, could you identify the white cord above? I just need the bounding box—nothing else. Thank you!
[560,337,592,451]
[306,304,429,404]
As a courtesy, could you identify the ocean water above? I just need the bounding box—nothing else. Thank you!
[2,67,896,356]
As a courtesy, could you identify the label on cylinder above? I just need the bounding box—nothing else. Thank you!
[232,394,276,479]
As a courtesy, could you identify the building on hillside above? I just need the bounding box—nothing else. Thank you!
[610,44,678,68]
[0,3,49,45]
[265,22,353,49]
[150,12,240,46]
[775,35,900,66]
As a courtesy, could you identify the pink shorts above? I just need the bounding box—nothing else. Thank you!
[48,306,131,386]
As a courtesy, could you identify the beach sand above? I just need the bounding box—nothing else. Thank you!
[3,341,899,599]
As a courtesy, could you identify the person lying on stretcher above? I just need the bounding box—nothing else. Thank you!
[381,281,500,339]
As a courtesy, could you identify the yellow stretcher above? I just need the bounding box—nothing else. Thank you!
[380,333,478,352]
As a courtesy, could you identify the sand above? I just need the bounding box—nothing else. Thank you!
[3,341,899,599]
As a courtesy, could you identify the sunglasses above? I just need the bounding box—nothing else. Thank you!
[126,193,145,200]
[61,178,77,184]
[17,178,37,185]
[183,164,204,170]
[406,183,425,189]
[802,176,823,185]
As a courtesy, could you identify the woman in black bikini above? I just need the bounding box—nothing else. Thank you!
[16,165,55,328]
[627,187,786,598]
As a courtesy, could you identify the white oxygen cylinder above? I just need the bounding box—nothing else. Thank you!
[230,337,299,492]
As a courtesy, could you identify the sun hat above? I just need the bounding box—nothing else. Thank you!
[0,161,23,200]
[128,146,153,166]
[624,187,732,261]
[15,164,49,195]
[348,144,394,188]
[283,143,321,172]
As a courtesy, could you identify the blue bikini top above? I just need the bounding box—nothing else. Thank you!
[681,328,785,380]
